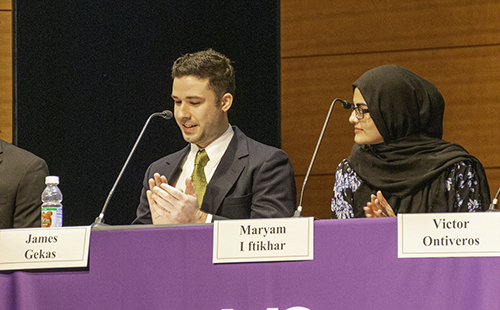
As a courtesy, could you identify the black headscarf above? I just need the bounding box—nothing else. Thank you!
[346,65,490,214]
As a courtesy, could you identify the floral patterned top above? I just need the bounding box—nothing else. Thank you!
[332,159,484,219]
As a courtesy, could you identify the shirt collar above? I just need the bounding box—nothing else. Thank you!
[189,125,234,162]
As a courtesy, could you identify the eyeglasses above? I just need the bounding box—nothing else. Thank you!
[347,103,369,120]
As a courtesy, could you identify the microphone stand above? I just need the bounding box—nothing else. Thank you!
[93,110,173,226]
[294,99,348,217]
[487,187,500,212]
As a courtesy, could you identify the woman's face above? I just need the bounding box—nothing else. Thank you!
[349,88,384,145]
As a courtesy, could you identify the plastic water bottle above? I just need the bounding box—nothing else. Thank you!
[41,176,63,227]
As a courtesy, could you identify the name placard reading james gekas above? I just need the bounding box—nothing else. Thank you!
[398,213,500,258]
[213,217,314,264]
[0,226,91,271]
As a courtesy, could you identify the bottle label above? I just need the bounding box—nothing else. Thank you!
[41,206,63,228]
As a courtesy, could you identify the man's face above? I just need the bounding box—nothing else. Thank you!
[172,75,230,148]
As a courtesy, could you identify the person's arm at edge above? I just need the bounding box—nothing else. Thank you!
[14,157,49,228]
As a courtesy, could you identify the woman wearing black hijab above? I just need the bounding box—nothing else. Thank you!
[331,65,490,219]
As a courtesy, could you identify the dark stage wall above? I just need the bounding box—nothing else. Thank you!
[15,1,280,225]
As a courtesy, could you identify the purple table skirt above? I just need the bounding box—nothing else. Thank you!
[1,218,499,310]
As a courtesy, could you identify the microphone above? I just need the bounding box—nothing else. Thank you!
[341,100,353,109]
[93,110,173,226]
[294,99,350,217]
[487,187,500,212]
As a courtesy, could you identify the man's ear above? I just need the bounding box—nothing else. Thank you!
[220,93,233,112]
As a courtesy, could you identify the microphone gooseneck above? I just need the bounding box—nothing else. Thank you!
[294,98,349,217]
[93,110,173,226]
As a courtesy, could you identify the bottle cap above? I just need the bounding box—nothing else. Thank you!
[45,176,60,185]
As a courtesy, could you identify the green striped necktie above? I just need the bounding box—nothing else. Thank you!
[191,149,209,207]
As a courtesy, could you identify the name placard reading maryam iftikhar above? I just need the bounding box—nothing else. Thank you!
[213,217,314,264]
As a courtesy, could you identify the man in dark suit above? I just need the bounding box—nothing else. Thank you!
[0,138,49,228]
[133,49,296,224]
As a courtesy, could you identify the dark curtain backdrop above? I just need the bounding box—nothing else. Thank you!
[14,1,280,226]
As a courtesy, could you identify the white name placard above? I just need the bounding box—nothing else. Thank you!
[213,217,314,264]
[398,213,500,258]
[0,226,91,271]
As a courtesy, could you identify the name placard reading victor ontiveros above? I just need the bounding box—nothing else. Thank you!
[0,226,91,270]
[213,217,314,264]
[398,213,500,258]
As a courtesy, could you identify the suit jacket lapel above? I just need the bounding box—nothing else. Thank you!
[202,127,248,215]
[165,145,190,185]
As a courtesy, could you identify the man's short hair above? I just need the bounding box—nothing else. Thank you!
[171,49,236,101]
